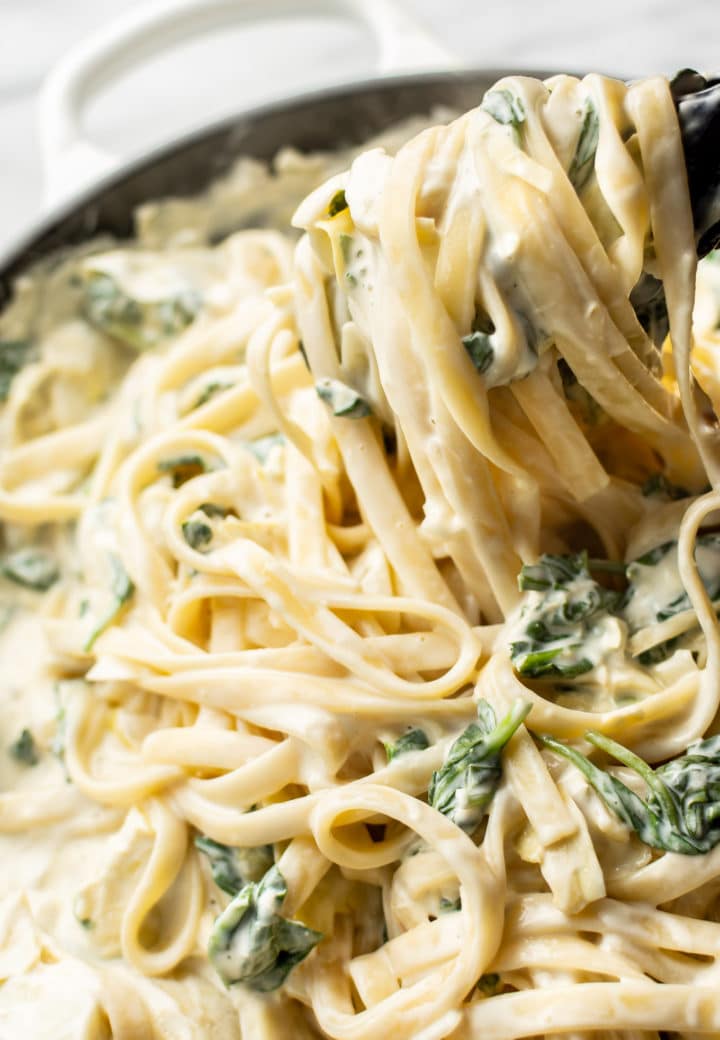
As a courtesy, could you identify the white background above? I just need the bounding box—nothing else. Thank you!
[1,0,719,252]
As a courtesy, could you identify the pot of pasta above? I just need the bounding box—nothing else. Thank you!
[2,0,720,1037]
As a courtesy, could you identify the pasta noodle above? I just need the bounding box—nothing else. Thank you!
[3,71,720,1038]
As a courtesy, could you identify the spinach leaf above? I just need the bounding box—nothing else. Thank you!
[384,728,430,762]
[328,189,348,217]
[195,836,274,895]
[438,896,461,914]
[641,473,690,501]
[208,865,322,991]
[428,700,530,832]
[510,553,622,679]
[157,454,210,487]
[198,502,229,519]
[181,502,229,553]
[2,548,59,591]
[194,382,231,409]
[632,541,674,568]
[568,101,600,192]
[540,730,720,854]
[620,535,720,664]
[625,534,720,626]
[637,637,680,667]
[182,519,213,550]
[630,271,669,347]
[51,700,67,764]
[182,503,231,549]
[517,553,589,592]
[0,340,33,401]
[462,332,494,374]
[462,309,495,374]
[315,378,371,418]
[482,90,526,140]
[246,433,285,464]
[9,728,38,766]
[477,973,501,997]
[84,556,135,652]
[83,272,201,352]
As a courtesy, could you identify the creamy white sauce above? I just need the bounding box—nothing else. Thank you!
[505,576,626,673]
[624,540,720,631]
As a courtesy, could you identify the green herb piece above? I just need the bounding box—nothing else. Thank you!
[637,638,680,667]
[517,553,587,592]
[195,836,274,896]
[9,728,38,766]
[84,556,135,652]
[51,701,66,763]
[477,973,501,997]
[625,535,720,626]
[181,504,229,549]
[384,728,430,762]
[586,558,628,576]
[2,548,59,591]
[198,502,228,518]
[462,331,494,374]
[315,378,371,419]
[482,90,526,139]
[0,340,33,401]
[621,536,720,665]
[438,896,461,914]
[568,101,600,192]
[520,553,586,594]
[247,433,285,464]
[157,454,210,487]
[194,382,231,409]
[641,473,690,501]
[632,542,674,568]
[540,730,720,854]
[78,916,93,929]
[208,865,322,991]
[328,189,348,217]
[338,232,361,287]
[83,271,200,352]
[461,306,505,377]
[182,519,213,550]
[428,700,530,832]
[510,553,623,679]
[630,271,669,347]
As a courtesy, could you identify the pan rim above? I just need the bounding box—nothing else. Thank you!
[0,65,566,310]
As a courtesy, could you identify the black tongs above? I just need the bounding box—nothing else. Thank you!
[672,69,720,257]
[629,71,720,343]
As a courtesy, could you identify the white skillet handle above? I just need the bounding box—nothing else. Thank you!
[38,0,458,209]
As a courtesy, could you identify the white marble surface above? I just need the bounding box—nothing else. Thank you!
[2,0,720,251]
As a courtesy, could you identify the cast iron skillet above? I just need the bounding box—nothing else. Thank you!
[0,0,509,311]
[0,0,574,314]
[0,69,542,313]
[2,0,718,315]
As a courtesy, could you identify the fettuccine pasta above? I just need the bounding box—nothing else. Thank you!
[2,72,720,1039]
